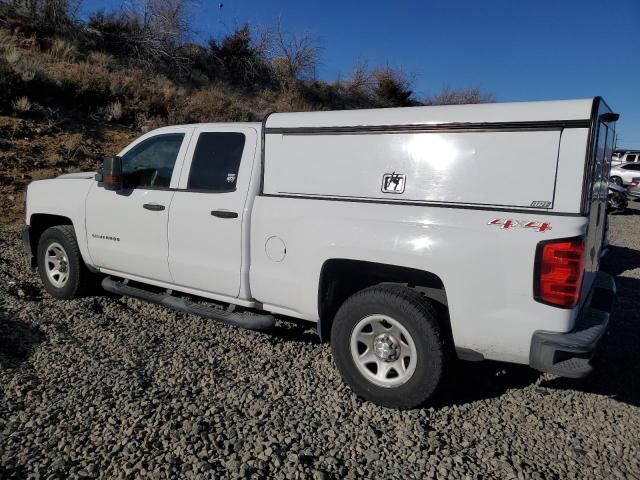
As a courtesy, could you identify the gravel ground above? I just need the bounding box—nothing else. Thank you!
[1,205,639,480]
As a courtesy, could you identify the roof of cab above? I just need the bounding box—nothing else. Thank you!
[149,122,261,133]
[265,98,597,129]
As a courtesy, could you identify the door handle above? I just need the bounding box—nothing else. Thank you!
[143,203,165,211]
[211,210,238,219]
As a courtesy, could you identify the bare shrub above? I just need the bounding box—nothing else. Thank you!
[5,47,21,65]
[269,23,319,86]
[10,0,81,26]
[339,61,415,107]
[172,87,255,124]
[371,67,414,106]
[19,34,38,49]
[88,0,194,67]
[344,60,376,93]
[87,52,114,68]
[61,132,83,160]
[12,96,32,112]
[104,101,123,121]
[426,87,495,105]
[131,0,193,45]
[207,24,274,88]
[46,60,110,96]
[14,55,41,81]
[49,38,77,61]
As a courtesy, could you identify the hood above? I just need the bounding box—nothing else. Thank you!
[56,171,96,180]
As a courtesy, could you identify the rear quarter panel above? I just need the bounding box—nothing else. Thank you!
[250,196,589,364]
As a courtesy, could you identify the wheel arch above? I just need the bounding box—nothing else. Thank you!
[27,213,73,258]
[316,258,450,343]
[27,213,96,272]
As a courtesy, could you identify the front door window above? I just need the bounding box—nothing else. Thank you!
[122,133,185,188]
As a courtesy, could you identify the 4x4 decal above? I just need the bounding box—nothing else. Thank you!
[488,219,551,232]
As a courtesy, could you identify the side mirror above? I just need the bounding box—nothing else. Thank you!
[95,156,122,191]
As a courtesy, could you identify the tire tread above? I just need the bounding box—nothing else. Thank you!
[37,225,93,299]
[330,284,451,409]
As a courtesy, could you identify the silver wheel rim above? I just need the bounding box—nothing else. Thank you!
[350,314,417,388]
[45,242,69,288]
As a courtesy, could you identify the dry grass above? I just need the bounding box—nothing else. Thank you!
[60,132,84,160]
[104,101,123,121]
[49,38,77,61]
[13,56,40,82]
[171,87,256,124]
[45,60,111,94]
[12,96,31,113]
[87,51,114,68]
[4,46,21,65]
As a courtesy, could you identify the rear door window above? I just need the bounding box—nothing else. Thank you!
[626,154,637,162]
[187,133,246,192]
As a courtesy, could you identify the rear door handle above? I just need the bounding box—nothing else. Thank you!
[143,203,165,211]
[211,210,238,219]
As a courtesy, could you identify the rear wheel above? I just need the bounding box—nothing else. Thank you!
[610,176,623,186]
[37,225,95,299]
[331,284,450,409]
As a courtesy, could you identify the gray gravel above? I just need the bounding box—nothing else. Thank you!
[1,204,640,480]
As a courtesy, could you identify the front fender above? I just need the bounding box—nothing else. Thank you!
[26,178,95,267]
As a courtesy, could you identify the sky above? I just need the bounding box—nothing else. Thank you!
[80,0,640,148]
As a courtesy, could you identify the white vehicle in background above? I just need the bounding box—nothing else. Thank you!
[609,162,640,186]
[23,97,617,409]
[612,150,640,165]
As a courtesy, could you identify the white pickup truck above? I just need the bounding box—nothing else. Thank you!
[23,97,617,408]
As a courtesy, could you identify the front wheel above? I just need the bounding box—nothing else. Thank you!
[37,225,95,299]
[331,284,450,409]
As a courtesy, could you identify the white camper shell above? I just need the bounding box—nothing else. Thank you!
[263,99,593,212]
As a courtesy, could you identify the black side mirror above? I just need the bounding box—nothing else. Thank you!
[95,156,122,191]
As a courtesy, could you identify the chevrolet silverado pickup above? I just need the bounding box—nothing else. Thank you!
[23,97,617,408]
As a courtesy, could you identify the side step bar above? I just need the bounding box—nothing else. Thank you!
[102,277,275,331]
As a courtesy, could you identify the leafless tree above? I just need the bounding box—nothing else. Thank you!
[345,60,376,93]
[127,0,192,45]
[269,21,320,86]
[96,0,194,65]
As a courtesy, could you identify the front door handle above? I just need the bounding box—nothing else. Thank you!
[211,210,238,219]
[143,203,165,211]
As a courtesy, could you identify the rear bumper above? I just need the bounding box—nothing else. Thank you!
[529,271,615,378]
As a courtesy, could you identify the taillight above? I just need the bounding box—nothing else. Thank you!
[631,177,640,187]
[534,236,586,308]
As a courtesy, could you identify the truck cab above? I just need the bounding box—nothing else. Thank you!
[86,124,261,303]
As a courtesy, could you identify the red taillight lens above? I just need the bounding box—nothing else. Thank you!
[534,236,586,308]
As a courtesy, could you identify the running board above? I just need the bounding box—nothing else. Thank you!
[102,277,275,331]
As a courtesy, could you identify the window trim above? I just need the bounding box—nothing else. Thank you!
[116,186,237,194]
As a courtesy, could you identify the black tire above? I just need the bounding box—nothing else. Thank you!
[37,225,95,299]
[610,176,623,186]
[330,284,451,409]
